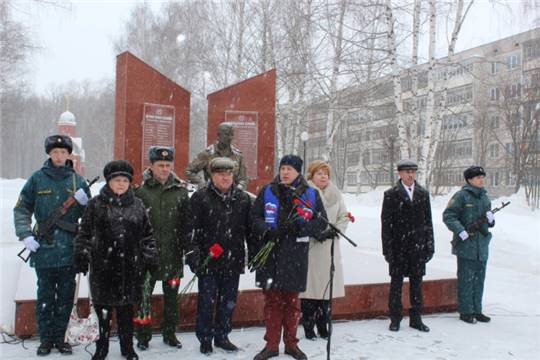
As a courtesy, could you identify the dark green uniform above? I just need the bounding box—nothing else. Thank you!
[443,183,494,315]
[13,159,89,343]
[134,169,191,344]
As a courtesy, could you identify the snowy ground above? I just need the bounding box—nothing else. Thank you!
[1,178,539,359]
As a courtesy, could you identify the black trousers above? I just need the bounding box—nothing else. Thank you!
[388,275,424,320]
[94,304,134,353]
[301,299,330,334]
[195,272,240,343]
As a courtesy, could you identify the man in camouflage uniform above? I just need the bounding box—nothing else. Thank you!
[185,122,248,190]
[135,146,191,350]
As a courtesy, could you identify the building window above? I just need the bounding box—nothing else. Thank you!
[347,152,360,166]
[490,62,500,75]
[507,54,521,70]
[505,171,516,186]
[489,115,500,129]
[347,172,357,186]
[508,83,521,98]
[362,150,370,165]
[490,172,500,187]
[489,143,500,158]
[490,87,500,101]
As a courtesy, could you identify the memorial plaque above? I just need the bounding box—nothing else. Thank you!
[141,103,176,168]
[225,111,258,179]
[114,52,190,184]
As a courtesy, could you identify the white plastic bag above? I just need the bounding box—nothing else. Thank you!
[65,274,100,345]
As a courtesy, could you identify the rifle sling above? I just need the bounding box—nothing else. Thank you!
[55,219,79,234]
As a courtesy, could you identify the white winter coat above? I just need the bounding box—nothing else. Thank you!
[300,180,349,299]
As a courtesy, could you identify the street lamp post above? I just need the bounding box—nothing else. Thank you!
[300,131,309,173]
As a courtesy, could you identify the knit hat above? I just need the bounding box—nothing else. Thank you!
[464,165,486,181]
[397,159,418,171]
[279,154,303,173]
[103,160,134,182]
[45,135,73,154]
[209,157,235,173]
[149,146,174,163]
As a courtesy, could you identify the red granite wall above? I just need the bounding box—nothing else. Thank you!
[115,51,190,184]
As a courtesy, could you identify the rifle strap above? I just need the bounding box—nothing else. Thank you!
[56,219,79,234]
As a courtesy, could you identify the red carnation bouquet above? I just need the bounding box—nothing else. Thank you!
[249,199,313,270]
[133,271,153,325]
[178,243,224,298]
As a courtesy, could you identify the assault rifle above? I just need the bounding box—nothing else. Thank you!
[17,176,99,262]
[451,201,510,248]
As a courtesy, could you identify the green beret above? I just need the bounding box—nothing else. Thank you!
[149,146,174,163]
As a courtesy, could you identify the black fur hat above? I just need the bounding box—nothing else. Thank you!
[464,166,486,181]
[279,154,303,173]
[149,146,174,163]
[45,135,73,154]
[103,160,134,182]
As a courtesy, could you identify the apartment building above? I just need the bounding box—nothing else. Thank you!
[301,28,540,197]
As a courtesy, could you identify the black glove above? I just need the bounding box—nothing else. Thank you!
[145,263,159,275]
[265,229,280,243]
[73,261,88,275]
[319,228,338,242]
[186,249,201,274]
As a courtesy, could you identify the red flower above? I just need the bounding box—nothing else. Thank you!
[296,206,313,220]
[133,315,152,325]
[209,243,224,258]
[293,198,302,205]
[167,277,181,287]
[347,212,355,223]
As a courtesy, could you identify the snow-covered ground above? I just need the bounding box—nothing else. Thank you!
[1,178,539,359]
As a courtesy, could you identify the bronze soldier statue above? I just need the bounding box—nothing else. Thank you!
[185,122,248,190]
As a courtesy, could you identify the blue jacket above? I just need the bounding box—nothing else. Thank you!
[13,159,89,268]
[250,175,327,292]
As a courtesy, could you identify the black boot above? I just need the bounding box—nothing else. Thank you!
[475,313,491,323]
[92,340,109,360]
[409,317,430,332]
[389,318,400,331]
[200,341,213,355]
[37,341,53,356]
[215,337,239,352]
[303,325,317,340]
[284,346,308,360]
[120,336,138,360]
[55,342,73,355]
[253,347,279,360]
[460,314,477,324]
[163,334,182,348]
[316,322,329,339]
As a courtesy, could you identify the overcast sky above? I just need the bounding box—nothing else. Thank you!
[12,0,539,95]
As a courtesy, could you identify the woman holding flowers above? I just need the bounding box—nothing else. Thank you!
[186,157,253,355]
[74,160,158,360]
[300,160,351,341]
[251,155,327,360]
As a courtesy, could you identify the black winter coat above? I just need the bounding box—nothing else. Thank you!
[74,185,158,306]
[251,176,327,292]
[187,182,252,275]
[381,181,434,277]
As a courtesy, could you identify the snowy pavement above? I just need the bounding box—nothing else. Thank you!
[1,311,538,359]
